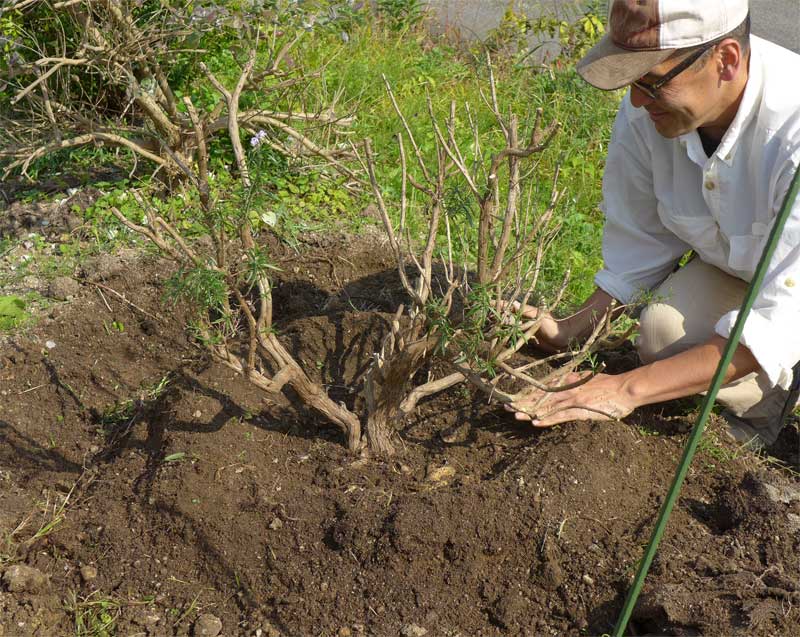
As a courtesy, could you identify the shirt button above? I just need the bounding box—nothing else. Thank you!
[705,181,716,191]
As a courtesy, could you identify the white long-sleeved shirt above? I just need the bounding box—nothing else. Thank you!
[595,35,800,390]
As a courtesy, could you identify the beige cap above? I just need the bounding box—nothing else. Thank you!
[577,0,750,90]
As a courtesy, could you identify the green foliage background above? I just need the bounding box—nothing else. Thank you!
[3,0,621,313]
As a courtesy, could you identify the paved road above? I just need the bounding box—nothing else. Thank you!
[427,1,799,52]
[750,0,799,52]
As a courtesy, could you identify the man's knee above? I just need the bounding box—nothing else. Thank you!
[636,302,687,364]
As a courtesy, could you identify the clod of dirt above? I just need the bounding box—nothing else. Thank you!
[537,546,564,591]
[634,583,702,635]
[79,565,98,583]
[193,613,223,637]
[0,198,84,240]
[489,590,529,629]
[439,422,470,444]
[2,564,49,594]
[425,464,455,483]
[400,623,428,637]
[46,276,81,301]
[82,248,138,282]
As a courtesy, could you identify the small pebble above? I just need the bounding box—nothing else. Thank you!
[269,518,283,530]
[193,613,222,637]
[426,465,455,483]
[582,574,595,586]
[141,613,161,626]
[80,565,98,582]
[45,341,56,349]
[401,624,428,637]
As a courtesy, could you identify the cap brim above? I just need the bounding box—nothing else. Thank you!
[577,34,675,91]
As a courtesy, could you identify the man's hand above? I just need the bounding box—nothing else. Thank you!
[505,371,636,427]
[502,301,572,353]
[500,289,621,354]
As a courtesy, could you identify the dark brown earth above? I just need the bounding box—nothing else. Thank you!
[1,221,800,637]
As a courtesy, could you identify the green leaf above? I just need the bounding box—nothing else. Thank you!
[164,452,186,463]
[0,295,28,330]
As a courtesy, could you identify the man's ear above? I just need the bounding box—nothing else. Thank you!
[717,40,743,82]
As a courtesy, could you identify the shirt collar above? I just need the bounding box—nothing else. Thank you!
[715,42,763,165]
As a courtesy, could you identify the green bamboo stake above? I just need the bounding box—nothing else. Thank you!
[613,162,800,637]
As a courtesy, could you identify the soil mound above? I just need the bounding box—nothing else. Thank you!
[1,232,799,636]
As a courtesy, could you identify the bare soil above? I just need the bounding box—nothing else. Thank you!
[1,227,799,637]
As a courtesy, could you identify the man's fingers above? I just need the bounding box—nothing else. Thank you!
[508,401,536,421]
[533,408,585,428]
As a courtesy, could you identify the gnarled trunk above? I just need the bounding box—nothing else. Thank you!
[364,335,437,456]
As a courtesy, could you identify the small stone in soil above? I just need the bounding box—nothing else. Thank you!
[80,565,98,582]
[269,517,283,530]
[260,622,281,637]
[139,613,161,626]
[2,564,48,593]
[401,624,428,637]
[193,613,222,637]
[763,482,800,505]
[426,465,455,483]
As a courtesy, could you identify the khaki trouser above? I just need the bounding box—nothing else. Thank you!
[636,257,789,445]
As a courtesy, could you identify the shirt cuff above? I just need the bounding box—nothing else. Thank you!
[594,269,638,305]
[715,309,795,390]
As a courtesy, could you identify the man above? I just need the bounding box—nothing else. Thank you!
[508,0,800,448]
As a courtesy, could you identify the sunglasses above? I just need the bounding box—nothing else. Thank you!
[631,41,718,100]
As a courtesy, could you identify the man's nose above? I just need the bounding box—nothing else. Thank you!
[629,84,655,108]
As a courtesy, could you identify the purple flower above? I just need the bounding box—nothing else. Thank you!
[250,130,268,148]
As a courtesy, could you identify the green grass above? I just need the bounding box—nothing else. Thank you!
[97,374,171,436]
[292,20,620,306]
[696,429,745,470]
[66,591,120,637]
